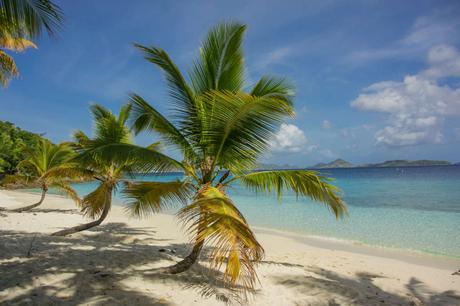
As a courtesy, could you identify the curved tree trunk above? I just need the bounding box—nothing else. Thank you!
[51,201,111,236]
[163,191,207,274]
[8,186,47,212]
[162,240,204,274]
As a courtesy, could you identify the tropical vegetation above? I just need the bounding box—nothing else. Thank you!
[0,20,347,295]
[0,120,45,175]
[0,0,62,86]
[50,104,172,236]
[80,22,348,291]
[0,139,81,212]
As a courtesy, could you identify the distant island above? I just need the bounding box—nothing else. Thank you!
[362,160,451,168]
[311,159,452,169]
[313,159,353,169]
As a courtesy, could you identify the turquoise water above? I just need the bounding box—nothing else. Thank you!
[50,166,460,257]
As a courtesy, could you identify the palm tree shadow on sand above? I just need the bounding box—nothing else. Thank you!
[1,222,458,305]
[271,267,460,306]
[0,223,250,305]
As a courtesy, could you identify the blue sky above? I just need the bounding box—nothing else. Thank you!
[1,0,460,166]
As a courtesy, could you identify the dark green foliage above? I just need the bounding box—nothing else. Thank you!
[0,120,45,174]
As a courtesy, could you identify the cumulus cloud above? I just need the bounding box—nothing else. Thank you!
[422,45,460,79]
[351,45,460,146]
[270,123,308,153]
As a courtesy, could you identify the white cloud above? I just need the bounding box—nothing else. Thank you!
[270,123,308,153]
[401,15,457,48]
[347,12,460,64]
[351,45,460,146]
[422,45,460,79]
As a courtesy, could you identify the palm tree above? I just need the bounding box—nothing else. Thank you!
[91,22,347,290]
[0,0,63,86]
[0,139,81,212]
[50,104,186,236]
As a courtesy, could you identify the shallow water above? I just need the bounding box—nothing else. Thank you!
[48,166,460,257]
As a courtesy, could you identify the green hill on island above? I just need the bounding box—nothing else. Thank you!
[367,160,451,167]
[313,159,354,169]
[311,159,451,169]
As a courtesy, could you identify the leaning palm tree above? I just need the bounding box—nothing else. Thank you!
[0,0,62,86]
[0,139,81,212]
[91,22,347,291]
[50,104,182,236]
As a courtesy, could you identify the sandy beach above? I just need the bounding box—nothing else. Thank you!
[1,189,459,305]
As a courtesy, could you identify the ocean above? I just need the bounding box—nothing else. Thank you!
[51,165,460,258]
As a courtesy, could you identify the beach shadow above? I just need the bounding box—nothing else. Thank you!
[0,208,79,215]
[271,266,460,305]
[259,259,304,268]
[0,223,247,305]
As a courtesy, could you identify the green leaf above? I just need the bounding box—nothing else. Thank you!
[232,170,347,218]
[51,180,81,204]
[129,93,200,162]
[123,181,193,217]
[189,22,246,94]
[200,90,294,172]
[0,0,63,38]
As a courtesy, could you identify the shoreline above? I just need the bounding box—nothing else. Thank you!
[9,187,460,262]
[251,226,460,270]
[1,189,459,305]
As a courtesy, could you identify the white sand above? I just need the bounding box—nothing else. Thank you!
[0,189,459,305]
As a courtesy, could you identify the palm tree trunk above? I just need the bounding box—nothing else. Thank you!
[163,240,204,274]
[50,201,110,236]
[8,185,47,212]
[163,211,206,273]
[163,191,208,274]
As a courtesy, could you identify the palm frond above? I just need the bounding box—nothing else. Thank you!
[189,22,246,94]
[178,186,264,290]
[90,103,113,122]
[200,90,294,172]
[0,49,18,86]
[74,143,183,174]
[46,142,75,169]
[129,93,199,161]
[0,173,32,186]
[146,141,161,151]
[118,102,132,125]
[250,76,294,106]
[231,170,347,218]
[16,139,73,179]
[0,0,63,37]
[72,130,91,148]
[42,166,95,181]
[80,180,113,218]
[51,180,81,204]
[87,103,132,145]
[123,181,193,217]
[0,36,36,51]
[16,159,38,175]
[133,44,199,132]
